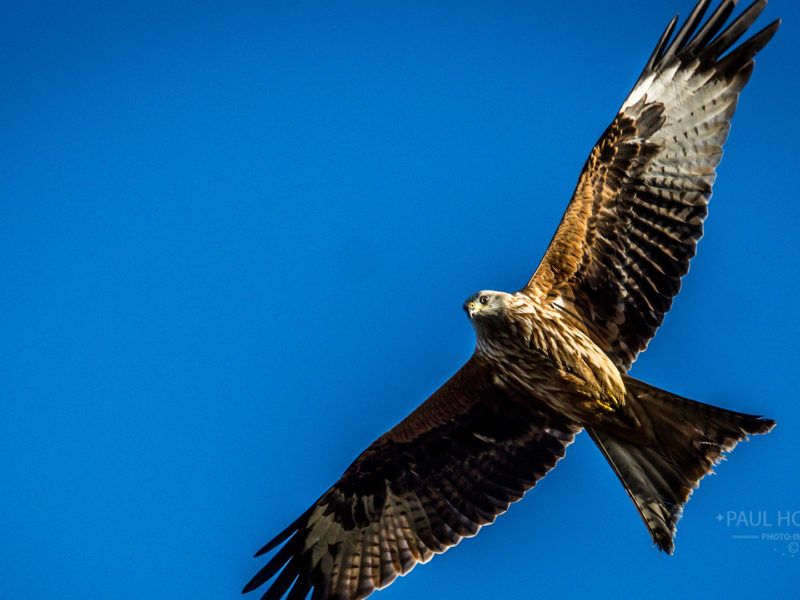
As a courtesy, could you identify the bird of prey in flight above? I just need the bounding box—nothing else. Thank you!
[244,1,778,598]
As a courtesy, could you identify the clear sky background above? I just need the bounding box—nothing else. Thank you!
[3,1,799,598]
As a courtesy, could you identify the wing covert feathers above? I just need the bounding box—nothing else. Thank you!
[525,0,779,372]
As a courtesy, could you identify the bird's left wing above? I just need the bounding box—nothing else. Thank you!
[522,0,778,372]
[243,355,580,600]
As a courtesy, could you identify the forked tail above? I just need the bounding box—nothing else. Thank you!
[587,376,774,553]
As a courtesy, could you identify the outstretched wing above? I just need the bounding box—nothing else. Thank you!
[523,0,779,372]
[243,356,580,600]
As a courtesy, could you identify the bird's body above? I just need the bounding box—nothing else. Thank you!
[244,2,779,599]
[467,291,627,424]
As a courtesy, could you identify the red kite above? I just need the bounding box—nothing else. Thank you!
[244,2,778,598]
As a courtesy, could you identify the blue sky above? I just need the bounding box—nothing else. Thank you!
[3,1,799,598]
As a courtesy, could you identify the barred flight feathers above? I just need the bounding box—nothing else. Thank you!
[524,0,780,372]
[243,357,579,600]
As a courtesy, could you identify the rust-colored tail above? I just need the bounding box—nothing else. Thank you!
[588,376,774,553]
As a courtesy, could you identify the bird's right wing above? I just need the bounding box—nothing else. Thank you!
[243,356,580,600]
[522,0,778,372]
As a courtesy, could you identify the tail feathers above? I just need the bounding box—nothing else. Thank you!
[589,376,774,553]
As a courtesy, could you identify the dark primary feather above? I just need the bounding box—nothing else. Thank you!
[525,0,779,372]
[244,357,579,600]
[660,0,710,62]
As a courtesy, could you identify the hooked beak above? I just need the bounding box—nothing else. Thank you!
[463,300,477,318]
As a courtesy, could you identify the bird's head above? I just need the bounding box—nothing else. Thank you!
[462,290,511,323]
